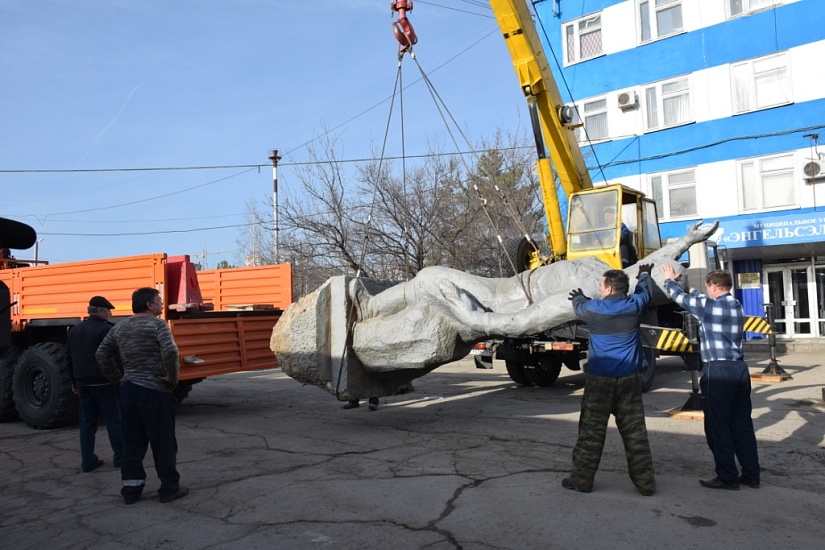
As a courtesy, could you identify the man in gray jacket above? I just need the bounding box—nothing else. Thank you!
[97,287,187,505]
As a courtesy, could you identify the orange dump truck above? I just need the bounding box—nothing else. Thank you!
[0,248,292,429]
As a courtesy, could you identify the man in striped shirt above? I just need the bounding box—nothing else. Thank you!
[661,265,760,491]
[97,287,188,505]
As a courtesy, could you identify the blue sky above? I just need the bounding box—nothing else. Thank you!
[0,1,532,267]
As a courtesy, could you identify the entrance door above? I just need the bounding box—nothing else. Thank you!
[816,268,825,337]
[763,266,815,337]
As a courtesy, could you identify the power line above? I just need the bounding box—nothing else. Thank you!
[39,221,269,237]
[415,0,492,17]
[0,149,509,174]
[5,123,824,176]
[604,123,825,168]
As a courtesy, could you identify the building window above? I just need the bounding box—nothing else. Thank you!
[564,13,602,65]
[727,0,780,18]
[638,0,683,43]
[739,154,795,211]
[572,98,608,142]
[732,52,792,114]
[644,76,691,131]
[650,169,697,219]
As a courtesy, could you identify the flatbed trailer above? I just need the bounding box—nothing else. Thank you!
[0,253,292,429]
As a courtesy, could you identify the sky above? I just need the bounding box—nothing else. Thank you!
[0,1,535,268]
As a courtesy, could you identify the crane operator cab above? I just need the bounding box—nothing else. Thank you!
[566,184,661,269]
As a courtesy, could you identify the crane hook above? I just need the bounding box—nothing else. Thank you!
[391,1,417,57]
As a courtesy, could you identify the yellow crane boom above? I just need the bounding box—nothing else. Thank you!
[490,0,593,261]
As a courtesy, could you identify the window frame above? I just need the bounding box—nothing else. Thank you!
[563,12,603,66]
[649,168,698,221]
[737,153,797,213]
[642,75,693,132]
[726,0,781,19]
[571,97,609,143]
[638,0,684,44]
[731,52,792,114]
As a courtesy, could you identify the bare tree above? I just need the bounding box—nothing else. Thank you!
[241,129,542,298]
[236,200,274,266]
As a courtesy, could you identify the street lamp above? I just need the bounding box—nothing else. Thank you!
[269,149,282,264]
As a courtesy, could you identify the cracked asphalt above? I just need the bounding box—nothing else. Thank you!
[1,351,824,549]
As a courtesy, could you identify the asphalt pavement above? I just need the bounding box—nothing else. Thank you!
[1,349,823,549]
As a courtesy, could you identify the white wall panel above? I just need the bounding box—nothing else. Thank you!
[789,40,825,102]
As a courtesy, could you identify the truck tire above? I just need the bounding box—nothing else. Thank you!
[12,343,78,429]
[502,237,537,276]
[173,380,194,405]
[639,347,656,393]
[0,347,21,421]
[505,359,531,386]
[524,357,563,387]
[173,377,204,405]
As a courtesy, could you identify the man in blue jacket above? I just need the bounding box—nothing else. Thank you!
[67,295,123,472]
[563,265,656,496]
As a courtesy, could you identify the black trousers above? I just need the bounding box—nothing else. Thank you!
[700,360,760,485]
[119,381,180,499]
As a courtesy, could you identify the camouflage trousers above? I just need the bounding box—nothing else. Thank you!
[570,373,655,493]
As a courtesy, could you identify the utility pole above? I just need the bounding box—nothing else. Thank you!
[34,238,44,263]
[269,149,282,264]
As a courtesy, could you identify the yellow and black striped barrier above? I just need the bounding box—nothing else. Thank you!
[655,329,694,352]
[640,325,695,353]
[641,316,771,353]
[744,316,773,335]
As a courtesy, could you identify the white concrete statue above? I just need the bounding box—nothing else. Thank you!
[271,221,718,400]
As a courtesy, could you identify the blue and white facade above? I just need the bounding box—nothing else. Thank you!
[534,0,825,338]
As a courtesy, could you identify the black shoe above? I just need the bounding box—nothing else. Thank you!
[739,475,760,489]
[699,477,739,490]
[342,400,359,409]
[368,397,379,411]
[562,478,591,493]
[159,487,189,503]
[638,486,656,496]
[82,458,104,473]
[121,486,143,505]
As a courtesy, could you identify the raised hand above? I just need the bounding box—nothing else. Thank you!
[637,263,653,279]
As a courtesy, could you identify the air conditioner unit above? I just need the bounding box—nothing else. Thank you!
[617,90,638,110]
[803,159,825,180]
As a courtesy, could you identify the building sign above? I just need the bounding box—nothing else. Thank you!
[660,210,825,249]
[737,272,761,289]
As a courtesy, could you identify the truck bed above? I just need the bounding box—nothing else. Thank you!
[1,254,292,380]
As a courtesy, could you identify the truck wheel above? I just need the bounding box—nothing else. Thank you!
[505,359,531,386]
[0,347,22,421]
[524,357,563,387]
[173,381,194,405]
[12,343,78,429]
[639,347,656,393]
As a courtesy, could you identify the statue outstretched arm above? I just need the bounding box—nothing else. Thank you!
[437,281,573,339]
[643,220,719,265]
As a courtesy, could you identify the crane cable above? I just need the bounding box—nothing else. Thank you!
[407,53,535,304]
[335,4,547,398]
[334,45,410,399]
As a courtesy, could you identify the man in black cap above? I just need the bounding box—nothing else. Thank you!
[66,295,123,472]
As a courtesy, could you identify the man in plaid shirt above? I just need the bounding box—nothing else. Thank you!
[661,264,760,490]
